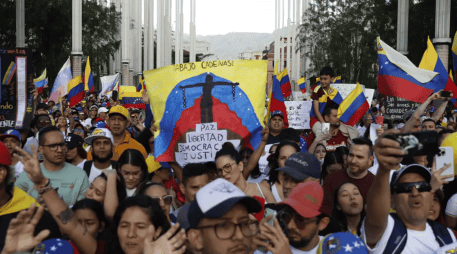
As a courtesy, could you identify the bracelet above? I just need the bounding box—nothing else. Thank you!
[36,178,49,189]
[36,179,52,195]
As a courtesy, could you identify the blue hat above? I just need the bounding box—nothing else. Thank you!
[317,232,367,254]
[160,162,171,169]
[101,102,107,107]
[94,121,106,128]
[1,129,22,143]
[270,110,284,118]
[453,109,457,113]
[188,179,262,229]
[276,152,321,181]
[33,238,75,253]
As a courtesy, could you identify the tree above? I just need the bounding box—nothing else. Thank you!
[0,0,120,91]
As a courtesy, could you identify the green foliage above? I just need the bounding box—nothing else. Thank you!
[0,0,120,91]
[298,0,456,89]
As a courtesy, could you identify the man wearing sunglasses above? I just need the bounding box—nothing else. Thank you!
[257,182,330,254]
[15,126,89,207]
[362,136,455,254]
[187,178,262,254]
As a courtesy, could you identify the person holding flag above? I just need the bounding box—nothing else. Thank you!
[265,61,288,144]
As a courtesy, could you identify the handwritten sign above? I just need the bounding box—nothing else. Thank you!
[384,96,421,120]
[175,122,241,165]
[0,49,34,132]
[285,101,312,129]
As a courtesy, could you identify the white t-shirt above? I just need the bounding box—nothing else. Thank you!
[434,242,457,254]
[88,163,113,183]
[82,118,92,129]
[13,161,24,179]
[126,188,136,197]
[361,215,456,254]
[446,194,457,217]
[76,159,86,170]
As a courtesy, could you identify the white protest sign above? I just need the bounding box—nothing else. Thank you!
[285,101,313,129]
[331,83,366,99]
[364,88,375,107]
[175,122,240,165]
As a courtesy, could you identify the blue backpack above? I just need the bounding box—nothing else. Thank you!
[382,213,453,254]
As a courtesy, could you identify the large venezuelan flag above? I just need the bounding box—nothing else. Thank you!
[269,75,289,127]
[419,37,457,99]
[452,32,457,84]
[67,76,85,108]
[337,83,369,126]
[377,37,440,103]
[144,60,267,162]
[277,68,291,98]
[84,57,94,93]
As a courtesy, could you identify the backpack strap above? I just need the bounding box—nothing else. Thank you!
[382,213,408,254]
[428,219,454,246]
[83,161,93,177]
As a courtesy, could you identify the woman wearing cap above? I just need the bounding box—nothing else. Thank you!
[9,144,186,254]
[215,144,276,203]
[0,129,24,179]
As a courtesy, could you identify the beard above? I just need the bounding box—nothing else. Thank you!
[289,239,312,249]
[93,150,113,163]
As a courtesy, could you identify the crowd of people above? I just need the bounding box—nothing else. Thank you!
[2,66,457,254]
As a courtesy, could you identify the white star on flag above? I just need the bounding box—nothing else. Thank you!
[353,241,360,248]
[50,245,57,251]
[344,243,353,252]
[58,242,62,246]
[385,61,388,65]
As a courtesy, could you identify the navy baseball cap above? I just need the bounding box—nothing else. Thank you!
[177,203,192,231]
[276,152,321,181]
[188,178,262,229]
[390,164,432,193]
[65,134,84,149]
[270,110,284,119]
[0,129,22,143]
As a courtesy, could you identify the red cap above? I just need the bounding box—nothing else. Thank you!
[252,196,266,221]
[0,142,12,166]
[281,182,324,218]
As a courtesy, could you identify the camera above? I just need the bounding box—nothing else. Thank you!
[384,131,439,157]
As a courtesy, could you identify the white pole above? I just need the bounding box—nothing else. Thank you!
[287,0,291,78]
[157,0,162,68]
[179,0,183,64]
[115,0,121,74]
[137,0,142,75]
[144,0,149,71]
[274,0,278,68]
[16,0,25,47]
[121,0,130,86]
[175,0,179,64]
[71,0,83,77]
[294,0,300,81]
[280,0,284,72]
[148,0,155,69]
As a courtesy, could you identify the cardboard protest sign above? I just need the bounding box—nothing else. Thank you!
[384,96,421,120]
[285,101,312,129]
[144,60,267,164]
[0,49,34,132]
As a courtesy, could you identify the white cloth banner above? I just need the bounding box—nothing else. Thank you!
[50,58,72,102]
[100,73,119,99]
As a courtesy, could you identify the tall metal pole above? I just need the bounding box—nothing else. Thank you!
[137,0,142,76]
[433,0,451,71]
[294,0,300,82]
[16,0,25,48]
[280,0,284,72]
[157,0,163,68]
[148,0,155,69]
[287,0,291,79]
[396,0,409,55]
[144,0,149,71]
[175,0,180,65]
[179,0,184,64]
[71,0,83,78]
[274,0,278,69]
[121,0,130,86]
[129,0,136,86]
[190,0,196,63]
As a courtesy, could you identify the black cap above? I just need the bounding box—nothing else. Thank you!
[36,103,50,111]
[65,134,84,149]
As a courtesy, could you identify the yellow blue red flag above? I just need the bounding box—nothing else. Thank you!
[452,32,457,84]
[67,76,84,108]
[333,76,342,83]
[84,57,94,92]
[337,83,369,126]
[144,60,267,163]
[298,77,306,93]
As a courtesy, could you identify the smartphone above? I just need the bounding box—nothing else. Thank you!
[435,147,455,181]
[384,131,439,157]
[322,123,330,135]
[258,208,277,253]
[441,91,451,98]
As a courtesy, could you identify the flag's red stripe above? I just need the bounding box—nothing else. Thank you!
[378,75,433,103]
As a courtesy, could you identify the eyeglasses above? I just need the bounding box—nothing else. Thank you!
[41,142,67,151]
[392,181,431,194]
[151,195,173,205]
[73,128,85,134]
[218,163,236,173]
[38,120,51,125]
[277,207,318,230]
[197,220,259,240]
[121,170,142,179]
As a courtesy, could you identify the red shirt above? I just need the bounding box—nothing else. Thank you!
[306,129,348,152]
[321,169,374,216]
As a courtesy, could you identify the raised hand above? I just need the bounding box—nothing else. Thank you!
[261,127,269,142]
[14,144,47,186]
[255,218,292,254]
[430,159,454,192]
[373,135,405,172]
[2,203,50,254]
[144,223,186,254]
[142,90,150,104]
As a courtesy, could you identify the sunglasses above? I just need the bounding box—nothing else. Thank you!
[151,195,173,205]
[392,181,431,194]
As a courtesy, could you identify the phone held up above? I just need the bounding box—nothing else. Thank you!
[384,131,439,157]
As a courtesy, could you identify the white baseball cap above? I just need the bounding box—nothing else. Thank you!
[85,128,114,145]
[98,107,109,115]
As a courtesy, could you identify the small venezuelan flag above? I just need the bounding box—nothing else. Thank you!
[2,62,16,85]
[337,83,369,126]
[333,76,342,83]
[84,57,94,93]
[68,76,85,108]
[137,77,146,93]
[298,77,306,93]
[277,68,291,98]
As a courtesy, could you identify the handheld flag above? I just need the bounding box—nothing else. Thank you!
[144,60,267,163]
[33,69,48,95]
[277,68,292,98]
[269,74,289,127]
[452,31,457,84]
[337,83,369,126]
[67,76,85,107]
[50,58,72,102]
[122,92,146,109]
[333,76,342,83]
[84,57,94,93]
[298,77,306,93]
[100,73,120,99]
[137,77,146,93]
[2,62,16,85]
[377,37,440,103]
[419,37,457,99]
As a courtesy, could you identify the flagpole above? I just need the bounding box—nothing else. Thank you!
[144,0,149,71]
[287,0,291,80]
[115,0,122,74]
[121,0,130,86]
[274,0,278,68]
[179,0,184,64]
[148,0,155,70]
[280,0,284,72]
[137,0,142,77]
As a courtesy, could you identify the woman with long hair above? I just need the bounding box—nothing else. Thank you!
[264,141,300,202]
[139,182,174,224]
[332,182,365,235]
[321,152,344,184]
[215,144,276,203]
